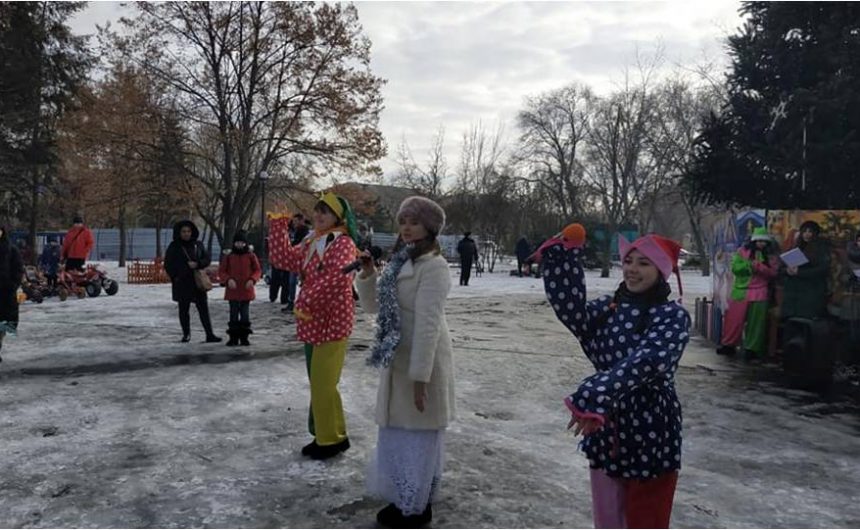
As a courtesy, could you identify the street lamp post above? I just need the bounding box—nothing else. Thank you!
[259,170,270,272]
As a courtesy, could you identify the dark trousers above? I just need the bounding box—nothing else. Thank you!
[269,268,289,304]
[287,272,298,306]
[66,258,85,272]
[516,257,525,277]
[229,300,251,325]
[45,274,58,289]
[460,258,473,286]
[178,297,215,337]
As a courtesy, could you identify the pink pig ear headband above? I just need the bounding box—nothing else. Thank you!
[619,234,683,298]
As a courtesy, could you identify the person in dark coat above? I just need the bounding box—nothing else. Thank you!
[847,231,860,279]
[515,236,531,277]
[219,230,262,346]
[164,220,221,343]
[781,220,831,320]
[0,226,25,361]
[457,232,479,286]
[38,236,61,289]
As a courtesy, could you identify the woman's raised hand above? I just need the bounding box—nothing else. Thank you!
[359,249,376,278]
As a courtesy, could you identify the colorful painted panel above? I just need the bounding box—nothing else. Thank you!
[767,210,860,319]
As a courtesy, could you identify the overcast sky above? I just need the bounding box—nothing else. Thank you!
[70,1,745,180]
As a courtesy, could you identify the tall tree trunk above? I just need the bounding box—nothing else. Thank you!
[155,212,163,258]
[690,216,710,276]
[118,206,127,267]
[28,169,39,265]
[681,193,710,276]
[600,221,617,278]
[26,3,48,266]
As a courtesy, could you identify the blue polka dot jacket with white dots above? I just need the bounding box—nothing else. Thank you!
[543,244,691,480]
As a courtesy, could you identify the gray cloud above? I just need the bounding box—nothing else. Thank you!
[355,1,743,176]
[70,1,744,179]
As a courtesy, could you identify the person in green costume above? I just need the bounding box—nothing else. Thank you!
[717,227,779,358]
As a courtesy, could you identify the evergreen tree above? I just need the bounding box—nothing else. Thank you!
[0,1,90,257]
[685,2,860,209]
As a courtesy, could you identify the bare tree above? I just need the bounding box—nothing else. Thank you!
[113,2,386,245]
[583,61,665,277]
[58,67,161,266]
[516,83,593,219]
[645,74,724,275]
[455,121,506,194]
[444,122,515,271]
[393,126,449,199]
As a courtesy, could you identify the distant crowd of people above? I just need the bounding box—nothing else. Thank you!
[717,220,860,361]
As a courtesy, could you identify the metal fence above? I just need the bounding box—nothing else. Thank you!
[367,232,486,262]
[13,228,222,261]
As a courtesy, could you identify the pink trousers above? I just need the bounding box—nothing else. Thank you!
[720,299,747,346]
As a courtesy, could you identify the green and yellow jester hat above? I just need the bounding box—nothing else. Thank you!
[319,190,359,244]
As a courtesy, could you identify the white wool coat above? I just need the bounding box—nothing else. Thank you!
[354,253,456,430]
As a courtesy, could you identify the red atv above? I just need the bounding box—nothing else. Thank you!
[57,264,119,301]
[21,266,48,303]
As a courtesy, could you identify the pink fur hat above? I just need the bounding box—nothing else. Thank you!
[397,196,446,235]
[619,234,684,296]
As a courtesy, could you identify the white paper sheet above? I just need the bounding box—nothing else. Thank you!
[780,247,809,268]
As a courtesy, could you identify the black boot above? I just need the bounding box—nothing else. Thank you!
[376,503,432,528]
[307,438,350,460]
[716,345,736,356]
[226,322,239,347]
[301,440,318,456]
[198,299,221,343]
[239,322,251,346]
[181,334,191,343]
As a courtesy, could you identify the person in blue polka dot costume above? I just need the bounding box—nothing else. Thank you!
[538,227,691,529]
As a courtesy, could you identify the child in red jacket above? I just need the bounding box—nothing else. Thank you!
[219,230,262,346]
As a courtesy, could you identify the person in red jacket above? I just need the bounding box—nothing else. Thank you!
[61,215,94,271]
[219,230,262,346]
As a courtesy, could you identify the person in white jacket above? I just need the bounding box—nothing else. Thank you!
[354,196,455,529]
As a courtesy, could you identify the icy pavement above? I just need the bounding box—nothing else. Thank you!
[1,264,858,528]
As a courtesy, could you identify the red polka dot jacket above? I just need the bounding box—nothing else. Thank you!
[542,243,691,480]
[281,231,357,345]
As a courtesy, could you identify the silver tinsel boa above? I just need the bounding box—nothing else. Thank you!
[366,245,412,368]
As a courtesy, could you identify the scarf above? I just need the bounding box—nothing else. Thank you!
[614,279,671,307]
[366,245,413,368]
[593,279,672,335]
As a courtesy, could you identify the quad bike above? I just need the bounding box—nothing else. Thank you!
[21,267,47,303]
[57,264,119,301]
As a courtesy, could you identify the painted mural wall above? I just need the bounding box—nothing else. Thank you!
[767,210,860,317]
[709,209,860,318]
[711,209,767,313]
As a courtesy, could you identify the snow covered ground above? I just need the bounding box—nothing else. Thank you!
[1,262,858,528]
[446,260,713,302]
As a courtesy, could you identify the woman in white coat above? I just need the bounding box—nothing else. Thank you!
[354,196,455,528]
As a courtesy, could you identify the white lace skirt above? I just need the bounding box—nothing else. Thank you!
[366,426,446,516]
